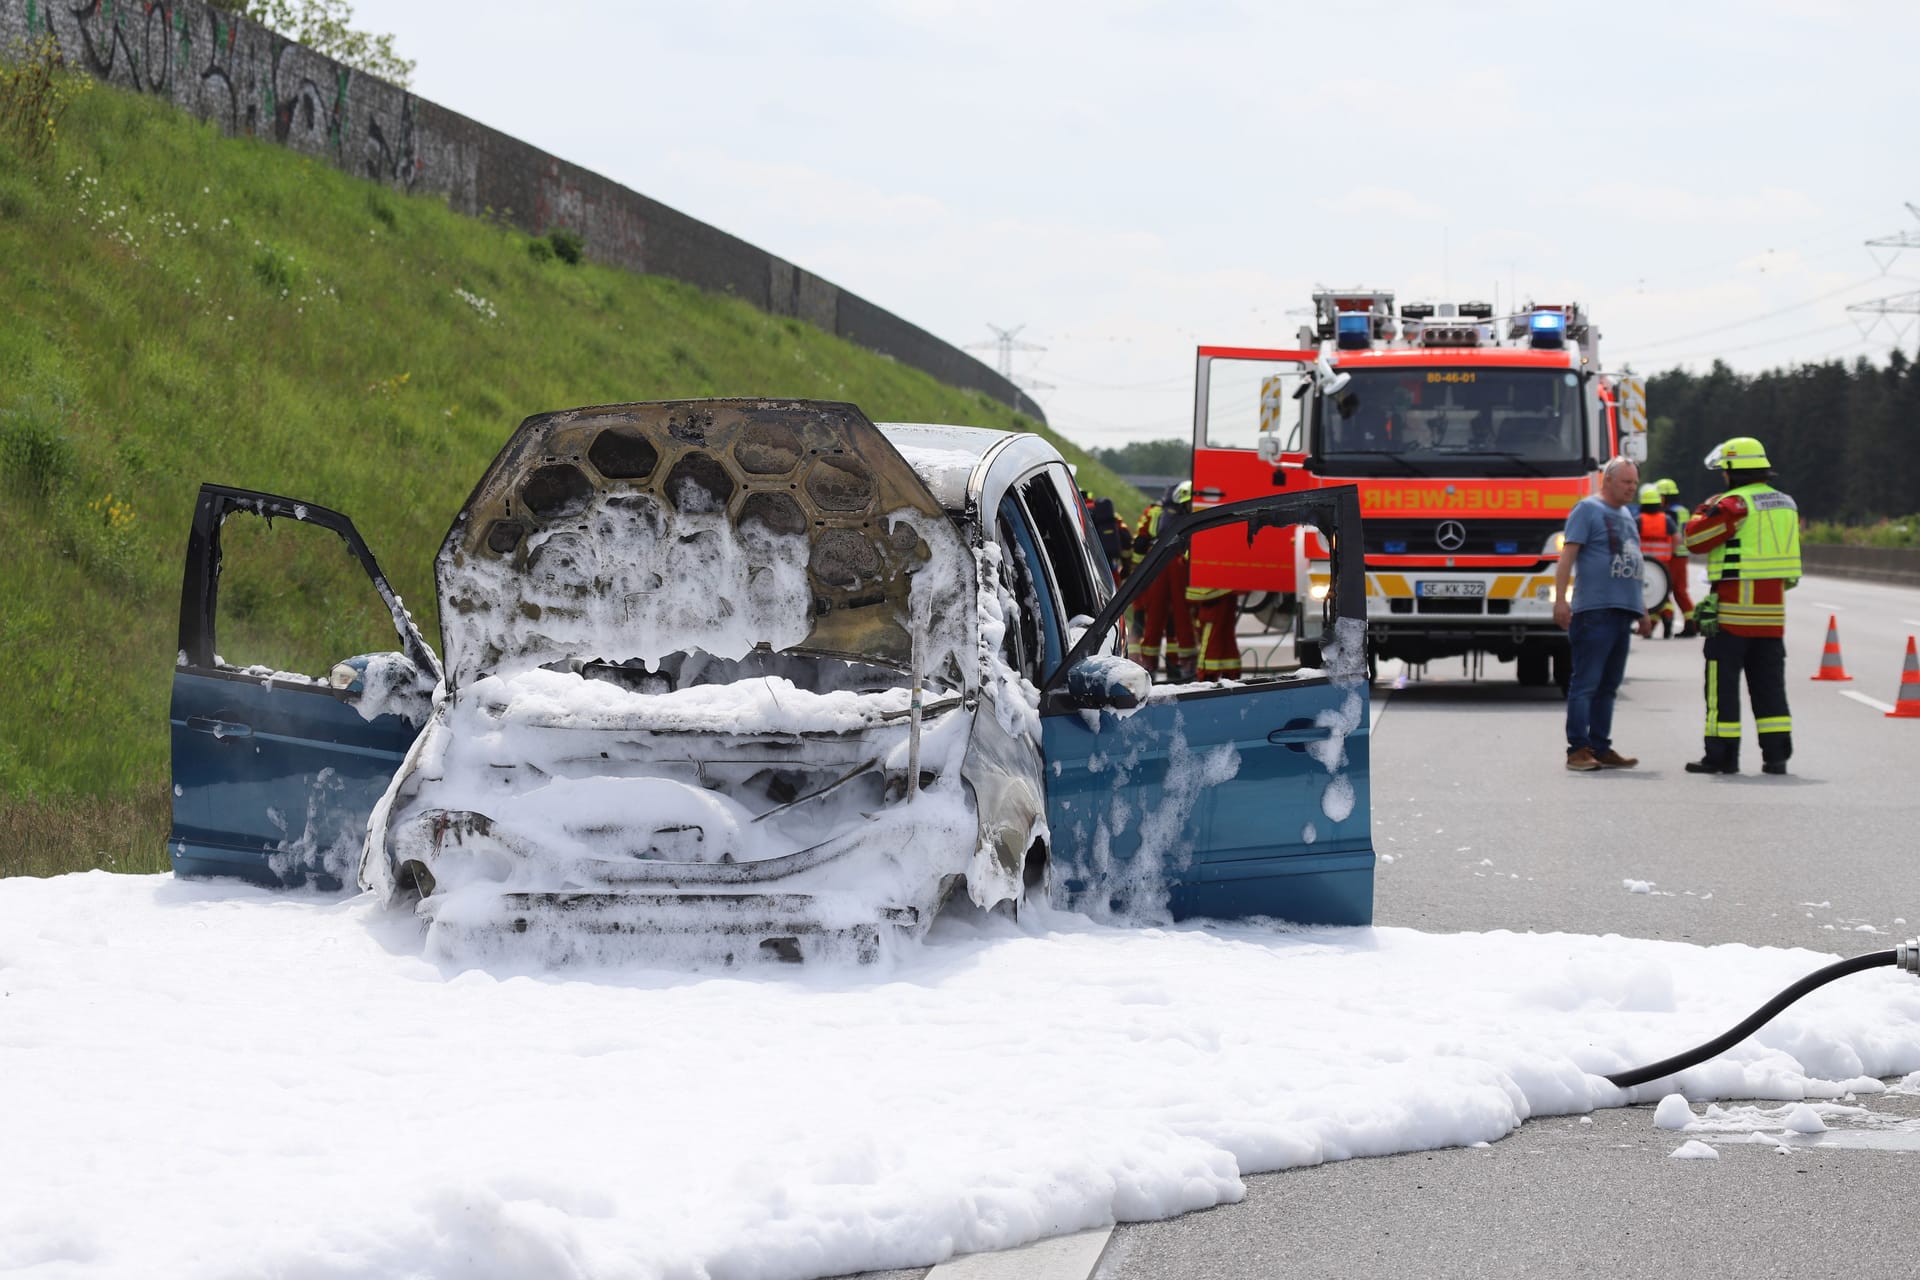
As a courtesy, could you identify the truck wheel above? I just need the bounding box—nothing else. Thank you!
[1517,651,1550,686]
[1551,649,1570,696]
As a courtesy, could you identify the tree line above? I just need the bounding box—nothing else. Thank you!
[1646,351,1920,520]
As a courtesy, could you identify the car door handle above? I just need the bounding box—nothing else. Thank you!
[1267,724,1331,747]
[1196,487,1227,503]
[186,716,254,740]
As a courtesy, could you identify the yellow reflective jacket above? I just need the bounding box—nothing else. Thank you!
[1705,483,1801,583]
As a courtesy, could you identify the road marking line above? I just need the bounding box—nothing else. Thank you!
[1902,619,1920,629]
[1810,602,1845,612]
[1840,690,1897,713]
[925,1227,1113,1279]
[1774,1129,1920,1153]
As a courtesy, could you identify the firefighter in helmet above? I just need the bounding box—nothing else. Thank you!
[1128,481,1197,681]
[1682,437,1801,775]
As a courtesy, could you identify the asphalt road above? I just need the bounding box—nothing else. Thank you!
[851,573,1920,1280]
[1098,573,1920,1279]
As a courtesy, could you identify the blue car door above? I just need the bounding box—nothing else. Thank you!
[169,485,441,888]
[1037,486,1375,926]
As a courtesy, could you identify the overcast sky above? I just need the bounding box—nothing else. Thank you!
[350,0,1919,445]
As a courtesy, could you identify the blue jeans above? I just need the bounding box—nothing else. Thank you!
[1565,608,1636,753]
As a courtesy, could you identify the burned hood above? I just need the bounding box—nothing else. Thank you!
[436,400,975,687]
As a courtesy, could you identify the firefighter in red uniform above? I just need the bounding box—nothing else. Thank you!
[1682,437,1801,775]
[1127,482,1197,680]
[1186,512,1243,681]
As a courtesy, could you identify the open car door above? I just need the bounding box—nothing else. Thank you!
[169,484,441,888]
[1038,486,1373,926]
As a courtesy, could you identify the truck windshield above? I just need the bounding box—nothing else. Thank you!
[1313,367,1589,478]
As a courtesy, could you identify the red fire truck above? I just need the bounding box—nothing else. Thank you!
[1187,288,1649,685]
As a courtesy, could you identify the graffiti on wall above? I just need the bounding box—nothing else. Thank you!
[7,0,446,195]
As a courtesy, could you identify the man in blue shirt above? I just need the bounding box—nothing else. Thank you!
[1552,457,1655,771]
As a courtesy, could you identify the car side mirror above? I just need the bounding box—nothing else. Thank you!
[1065,655,1152,711]
[328,652,436,723]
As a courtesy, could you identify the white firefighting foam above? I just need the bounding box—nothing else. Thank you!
[7,873,1920,1279]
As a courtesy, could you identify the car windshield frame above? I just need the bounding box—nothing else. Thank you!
[1310,366,1591,478]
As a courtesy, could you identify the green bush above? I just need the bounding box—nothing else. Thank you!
[547,226,585,265]
[0,35,92,167]
[250,243,301,294]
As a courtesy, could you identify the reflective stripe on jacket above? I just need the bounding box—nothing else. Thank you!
[1705,484,1801,583]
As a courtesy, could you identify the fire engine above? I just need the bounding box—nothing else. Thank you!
[1187,288,1649,685]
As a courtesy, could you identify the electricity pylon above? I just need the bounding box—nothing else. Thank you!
[1866,202,1920,273]
[967,323,1053,395]
[1850,205,1920,352]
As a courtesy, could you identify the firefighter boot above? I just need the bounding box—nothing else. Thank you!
[1685,749,1739,775]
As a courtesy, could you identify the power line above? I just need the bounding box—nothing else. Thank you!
[1627,276,1885,352]
[1866,202,1920,271]
[1032,368,1190,391]
[1850,204,1920,354]
[1846,292,1920,356]
[1644,232,1874,287]
[1641,320,1862,367]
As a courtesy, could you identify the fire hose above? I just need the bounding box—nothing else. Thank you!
[1605,940,1920,1089]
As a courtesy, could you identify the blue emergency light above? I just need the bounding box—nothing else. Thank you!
[1528,310,1566,349]
[1384,539,1408,554]
[1335,313,1373,350]
[1494,540,1519,554]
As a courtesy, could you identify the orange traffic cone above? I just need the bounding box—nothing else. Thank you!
[1888,637,1920,719]
[1810,615,1853,681]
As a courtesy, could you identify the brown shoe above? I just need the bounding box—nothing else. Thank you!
[1594,749,1639,768]
[1565,747,1601,772]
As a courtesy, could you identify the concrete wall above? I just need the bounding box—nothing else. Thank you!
[1803,544,1920,588]
[2,0,1046,422]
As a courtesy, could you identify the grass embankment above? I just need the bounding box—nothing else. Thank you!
[0,77,1142,877]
